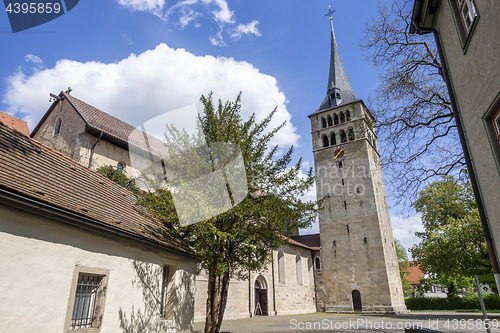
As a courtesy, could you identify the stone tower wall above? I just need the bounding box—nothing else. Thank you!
[310,101,406,313]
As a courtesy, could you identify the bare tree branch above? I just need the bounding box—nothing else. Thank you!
[362,0,465,205]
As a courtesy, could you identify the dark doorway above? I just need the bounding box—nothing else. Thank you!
[352,290,362,312]
[254,279,268,316]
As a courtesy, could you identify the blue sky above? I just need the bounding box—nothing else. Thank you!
[0,0,422,253]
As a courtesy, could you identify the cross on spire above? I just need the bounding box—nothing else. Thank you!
[325,6,335,19]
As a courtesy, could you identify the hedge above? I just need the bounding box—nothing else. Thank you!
[405,294,500,310]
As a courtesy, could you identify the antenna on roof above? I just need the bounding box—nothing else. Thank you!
[66,87,72,95]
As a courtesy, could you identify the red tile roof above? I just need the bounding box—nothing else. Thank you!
[31,92,166,156]
[0,122,190,256]
[0,111,29,136]
[63,92,167,155]
[406,263,425,284]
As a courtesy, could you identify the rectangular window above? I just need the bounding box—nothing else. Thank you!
[493,108,500,146]
[451,0,479,50]
[65,266,109,332]
[71,274,102,329]
[160,265,174,320]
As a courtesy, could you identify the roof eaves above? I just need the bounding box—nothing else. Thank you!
[0,186,195,259]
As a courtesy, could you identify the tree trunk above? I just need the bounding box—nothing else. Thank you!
[204,270,231,333]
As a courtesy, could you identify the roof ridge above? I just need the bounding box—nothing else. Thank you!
[63,92,133,128]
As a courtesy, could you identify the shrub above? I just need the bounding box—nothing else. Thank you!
[405,294,500,310]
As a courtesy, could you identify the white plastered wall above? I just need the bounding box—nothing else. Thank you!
[0,204,196,333]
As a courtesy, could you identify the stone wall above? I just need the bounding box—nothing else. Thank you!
[311,100,406,313]
[194,244,316,322]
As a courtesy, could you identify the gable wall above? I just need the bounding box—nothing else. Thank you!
[32,99,87,162]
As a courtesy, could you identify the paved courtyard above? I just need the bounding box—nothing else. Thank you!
[194,311,500,333]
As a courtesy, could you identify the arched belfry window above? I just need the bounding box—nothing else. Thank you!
[54,118,62,135]
[322,135,329,148]
[278,251,285,283]
[321,117,326,128]
[295,255,303,286]
[334,114,339,125]
[315,258,321,270]
[330,132,336,145]
[336,92,341,99]
[346,110,351,121]
[327,116,333,127]
[340,112,345,123]
[340,130,347,143]
[348,127,355,141]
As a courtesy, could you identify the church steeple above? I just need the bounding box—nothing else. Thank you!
[314,8,358,114]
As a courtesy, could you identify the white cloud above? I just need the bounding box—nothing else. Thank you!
[391,215,424,259]
[122,34,134,45]
[3,43,298,148]
[211,0,234,24]
[231,20,261,40]
[116,0,165,16]
[24,54,43,64]
[117,0,259,45]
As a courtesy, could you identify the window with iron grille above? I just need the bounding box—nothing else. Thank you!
[70,274,103,329]
[65,266,109,333]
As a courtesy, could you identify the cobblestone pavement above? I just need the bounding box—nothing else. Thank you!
[194,312,500,333]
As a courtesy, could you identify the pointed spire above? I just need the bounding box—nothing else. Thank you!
[314,7,358,114]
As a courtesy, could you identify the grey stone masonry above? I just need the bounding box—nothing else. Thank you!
[309,100,407,313]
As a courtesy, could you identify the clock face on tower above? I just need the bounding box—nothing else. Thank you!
[332,147,346,161]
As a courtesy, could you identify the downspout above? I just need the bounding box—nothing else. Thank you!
[412,5,500,289]
[271,253,277,316]
[88,131,103,169]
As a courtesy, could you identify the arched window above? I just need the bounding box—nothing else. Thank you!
[336,92,341,99]
[307,257,313,285]
[330,132,336,145]
[322,135,329,148]
[327,116,333,127]
[321,117,326,128]
[54,118,62,135]
[278,251,285,284]
[348,127,355,141]
[346,110,351,121]
[340,112,345,123]
[117,161,125,173]
[340,130,347,143]
[333,114,339,125]
[295,255,303,286]
[315,258,321,270]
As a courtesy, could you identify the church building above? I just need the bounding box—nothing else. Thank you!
[26,9,406,320]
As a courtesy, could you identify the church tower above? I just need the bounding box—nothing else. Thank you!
[309,10,407,313]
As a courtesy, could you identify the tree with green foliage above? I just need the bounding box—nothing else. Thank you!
[138,93,320,333]
[395,239,412,295]
[410,176,492,296]
[96,165,140,194]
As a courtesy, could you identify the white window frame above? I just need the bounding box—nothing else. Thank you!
[456,0,477,34]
